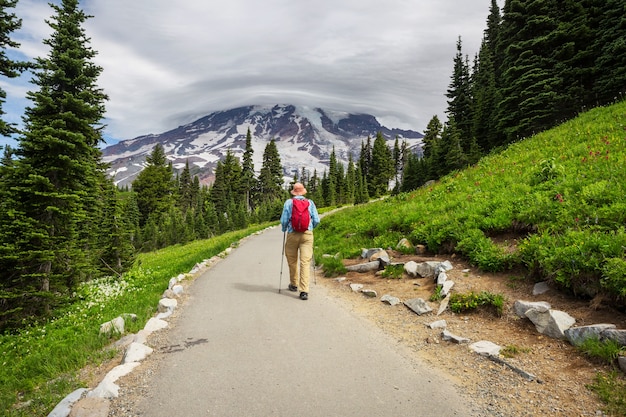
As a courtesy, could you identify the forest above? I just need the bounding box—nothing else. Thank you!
[0,0,625,332]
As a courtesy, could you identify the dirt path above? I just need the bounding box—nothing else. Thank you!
[321,251,625,416]
[107,227,476,416]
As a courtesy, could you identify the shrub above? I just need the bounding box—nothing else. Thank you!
[449,291,505,317]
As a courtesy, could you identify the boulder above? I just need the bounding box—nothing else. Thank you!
[381,294,401,306]
[361,248,383,259]
[404,261,419,277]
[396,238,414,251]
[440,281,454,297]
[122,342,154,364]
[158,298,178,313]
[565,324,617,346]
[513,300,551,318]
[470,340,502,356]
[345,261,380,273]
[99,317,124,336]
[404,298,433,315]
[525,308,576,339]
[48,388,88,417]
[442,330,470,344]
[350,283,364,292]
[601,329,626,346]
[361,289,377,298]
[532,281,550,295]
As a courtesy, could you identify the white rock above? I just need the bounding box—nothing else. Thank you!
[441,280,455,296]
[350,283,363,292]
[99,316,124,336]
[172,284,184,296]
[427,320,447,329]
[168,277,177,289]
[87,363,140,398]
[158,298,178,313]
[513,300,552,318]
[381,294,401,306]
[47,388,87,417]
[470,340,502,356]
[144,317,168,333]
[123,342,153,364]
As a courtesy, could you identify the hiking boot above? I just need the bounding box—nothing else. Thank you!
[288,284,298,292]
[299,292,308,300]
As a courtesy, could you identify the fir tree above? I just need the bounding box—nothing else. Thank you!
[0,0,28,137]
[133,144,175,226]
[369,132,393,197]
[1,0,108,321]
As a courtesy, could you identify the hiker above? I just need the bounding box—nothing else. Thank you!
[280,182,320,300]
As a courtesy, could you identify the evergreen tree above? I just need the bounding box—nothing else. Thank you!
[0,0,108,321]
[241,127,255,211]
[591,0,626,105]
[178,160,194,213]
[441,120,468,173]
[369,132,394,197]
[0,0,28,137]
[133,144,175,226]
[256,139,284,204]
[446,37,473,150]
[345,154,356,204]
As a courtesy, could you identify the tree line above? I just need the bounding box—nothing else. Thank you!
[0,0,624,331]
[398,0,626,192]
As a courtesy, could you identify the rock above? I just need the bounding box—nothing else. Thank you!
[361,248,383,259]
[440,281,454,297]
[162,289,175,299]
[133,329,150,344]
[361,289,377,298]
[99,316,124,336]
[533,281,550,295]
[415,261,441,278]
[427,320,447,329]
[600,329,626,346]
[381,294,401,306]
[168,277,177,289]
[144,317,168,333]
[334,277,346,282]
[415,244,427,255]
[525,308,576,339]
[345,261,380,273]
[350,283,364,292]
[369,250,389,262]
[619,356,626,374]
[470,340,502,356]
[113,334,136,349]
[68,397,110,417]
[377,256,391,268]
[87,363,140,398]
[404,261,419,277]
[172,284,184,296]
[122,342,154,364]
[404,298,433,315]
[156,311,172,320]
[565,324,617,346]
[436,271,448,285]
[437,294,450,316]
[513,300,552,318]
[158,298,178,313]
[48,388,88,417]
[396,238,414,251]
[441,329,470,344]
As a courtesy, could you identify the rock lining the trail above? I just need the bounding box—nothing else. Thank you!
[47,233,248,417]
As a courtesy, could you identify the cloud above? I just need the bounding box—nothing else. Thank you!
[1,0,500,147]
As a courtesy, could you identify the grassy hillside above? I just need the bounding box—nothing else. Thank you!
[316,100,626,304]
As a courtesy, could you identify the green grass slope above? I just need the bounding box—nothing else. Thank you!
[316,100,626,304]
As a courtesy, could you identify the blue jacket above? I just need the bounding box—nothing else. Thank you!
[280,196,320,232]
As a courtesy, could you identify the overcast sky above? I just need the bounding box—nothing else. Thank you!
[1,0,500,148]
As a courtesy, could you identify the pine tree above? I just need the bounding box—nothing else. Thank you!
[1,0,108,320]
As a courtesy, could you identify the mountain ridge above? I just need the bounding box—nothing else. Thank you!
[102,104,424,187]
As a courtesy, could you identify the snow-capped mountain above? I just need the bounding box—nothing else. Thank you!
[102,104,424,187]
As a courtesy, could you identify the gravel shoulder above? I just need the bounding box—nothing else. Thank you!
[320,251,626,417]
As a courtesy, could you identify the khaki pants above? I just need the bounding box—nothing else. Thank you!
[285,230,314,293]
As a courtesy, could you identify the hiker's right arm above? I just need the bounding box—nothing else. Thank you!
[280,199,292,232]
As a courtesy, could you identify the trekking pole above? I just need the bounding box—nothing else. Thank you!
[278,231,286,293]
[312,245,317,285]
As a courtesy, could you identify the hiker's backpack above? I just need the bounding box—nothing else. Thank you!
[291,198,311,233]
